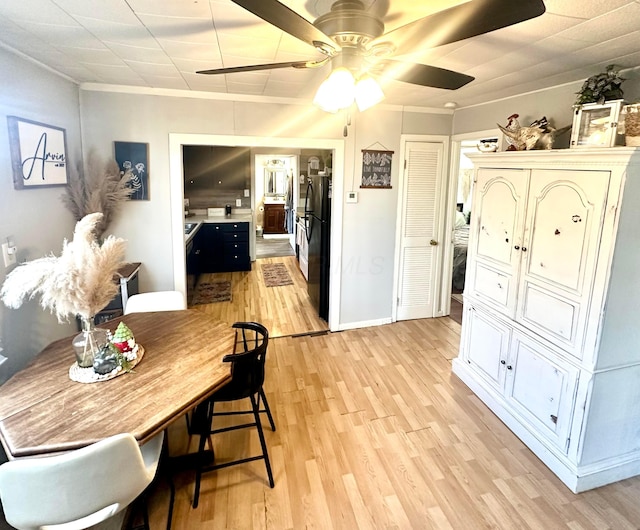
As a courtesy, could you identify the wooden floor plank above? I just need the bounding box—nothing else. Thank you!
[147,269,640,529]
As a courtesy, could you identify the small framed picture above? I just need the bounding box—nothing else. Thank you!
[570,99,624,148]
[114,141,149,200]
[7,116,69,189]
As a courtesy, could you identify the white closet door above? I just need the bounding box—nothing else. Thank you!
[396,141,445,320]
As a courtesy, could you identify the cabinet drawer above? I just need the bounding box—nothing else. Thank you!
[220,222,248,232]
[223,231,248,243]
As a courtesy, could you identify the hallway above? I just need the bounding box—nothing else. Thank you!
[188,255,328,338]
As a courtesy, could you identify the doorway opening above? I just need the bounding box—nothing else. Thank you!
[446,131,499,325]
[169,134,344,332]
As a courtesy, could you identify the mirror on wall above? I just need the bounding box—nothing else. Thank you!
[264,160,287,196]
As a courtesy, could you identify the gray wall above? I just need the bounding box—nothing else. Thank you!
[453,66,640,141]
[0,48,81,383]
[80,90,451,328]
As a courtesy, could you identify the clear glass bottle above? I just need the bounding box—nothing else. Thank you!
[72,317,109,368]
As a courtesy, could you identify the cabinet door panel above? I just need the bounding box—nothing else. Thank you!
[462,304,510,391]
[517,169,609,355]
[507,332,579,452]
[523,170,608,291]
[468,169,528,315]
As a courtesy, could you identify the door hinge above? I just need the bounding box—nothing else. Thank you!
[404,159,407,170]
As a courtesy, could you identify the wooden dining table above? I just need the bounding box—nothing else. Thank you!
[0,310,235,459]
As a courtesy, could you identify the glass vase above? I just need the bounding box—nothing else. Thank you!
[72,317,109,368]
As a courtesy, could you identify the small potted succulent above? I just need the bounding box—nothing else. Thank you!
[575,64,625,105]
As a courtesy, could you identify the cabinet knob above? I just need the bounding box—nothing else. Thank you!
[506,365,513,370]
[500,360,506,365]
[522,247,528,252]
[216,226,220,230]
[430,239,438,246]
[514,245,520,250]
[234,234,238,238]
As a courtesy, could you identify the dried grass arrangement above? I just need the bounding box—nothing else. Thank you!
[0,213,126,322]
[61,151,133,239]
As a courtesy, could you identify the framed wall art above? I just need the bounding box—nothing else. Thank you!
[114,141,149,200]
[361,149,393,189]
[570,99,624,148]
[7,116,69,190]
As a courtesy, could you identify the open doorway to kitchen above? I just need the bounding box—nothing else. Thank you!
[445,130,500,325]
[169,134,344,334]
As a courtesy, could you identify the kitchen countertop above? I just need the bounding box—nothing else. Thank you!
[185,214,253,244]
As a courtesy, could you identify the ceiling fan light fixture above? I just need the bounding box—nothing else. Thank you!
[354,75,384,111]
[313,67,356,113]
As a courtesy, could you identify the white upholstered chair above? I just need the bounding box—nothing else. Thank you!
[0,431,164,530]
[124,290,186,315]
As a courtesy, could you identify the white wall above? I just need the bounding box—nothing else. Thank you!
[0,48,81,384]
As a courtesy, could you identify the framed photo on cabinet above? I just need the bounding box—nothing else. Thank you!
[570,99,624,148]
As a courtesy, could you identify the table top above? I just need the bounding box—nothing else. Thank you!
[0,310,234,459]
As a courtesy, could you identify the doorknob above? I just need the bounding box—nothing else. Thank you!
[430,239,438,246]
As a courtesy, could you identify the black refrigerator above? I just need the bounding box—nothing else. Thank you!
[304,174,331,321]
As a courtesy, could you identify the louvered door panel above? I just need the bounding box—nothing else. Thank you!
[397,142,444,320]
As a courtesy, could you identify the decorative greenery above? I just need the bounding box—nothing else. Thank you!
[0,213,126,322]
[575,65,625,105]
[61,151,133,239]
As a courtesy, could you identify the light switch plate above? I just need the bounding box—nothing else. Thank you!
[346,191,358,203]
[244,189,250,197]
[236,198,242,207]
[2,242,16,268]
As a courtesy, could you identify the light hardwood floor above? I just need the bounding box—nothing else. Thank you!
[189,256,328,338]
[148,260,640,529]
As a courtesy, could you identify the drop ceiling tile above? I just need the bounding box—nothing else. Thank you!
[122,60,180,76]
[80,63,145,83]
[173,57,224,74]
[182,73,227,91]
[53,0,140,24]
[0,0,77,25]
[137,14,216,44]
[126,0,213,18]
[210,1,281,39]
[217,34,279,61]
[226,81,267,95]
[557,3,640,43]
[543,0,632,19]
[139,74,190,90]
[157,40,221,61]
[106,42,173,64]
[56,46,124,64]
[71,16,147,44]
[15,22,100,48]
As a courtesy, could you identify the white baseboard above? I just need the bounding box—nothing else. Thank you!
[336,317,392,331]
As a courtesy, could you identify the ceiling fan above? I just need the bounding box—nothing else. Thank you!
[198,0,546,112]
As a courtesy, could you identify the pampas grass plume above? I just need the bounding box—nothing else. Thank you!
[0,213,126,322]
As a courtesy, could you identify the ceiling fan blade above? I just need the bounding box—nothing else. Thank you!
[372,0,545,56]
[197,59,328,75]
[232,0,339,55]
[376,60,474,90]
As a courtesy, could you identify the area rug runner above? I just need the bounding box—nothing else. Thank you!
[191,280,232,305]
[261,263,294,287]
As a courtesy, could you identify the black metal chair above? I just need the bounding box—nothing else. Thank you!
[191,321,276,508]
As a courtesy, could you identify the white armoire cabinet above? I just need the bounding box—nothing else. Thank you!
[452,148,640,493]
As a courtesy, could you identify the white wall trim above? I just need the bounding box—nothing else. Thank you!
[169,133,344,332]
[336,317,393,331]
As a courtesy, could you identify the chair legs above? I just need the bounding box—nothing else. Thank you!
[192,391,275,508]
